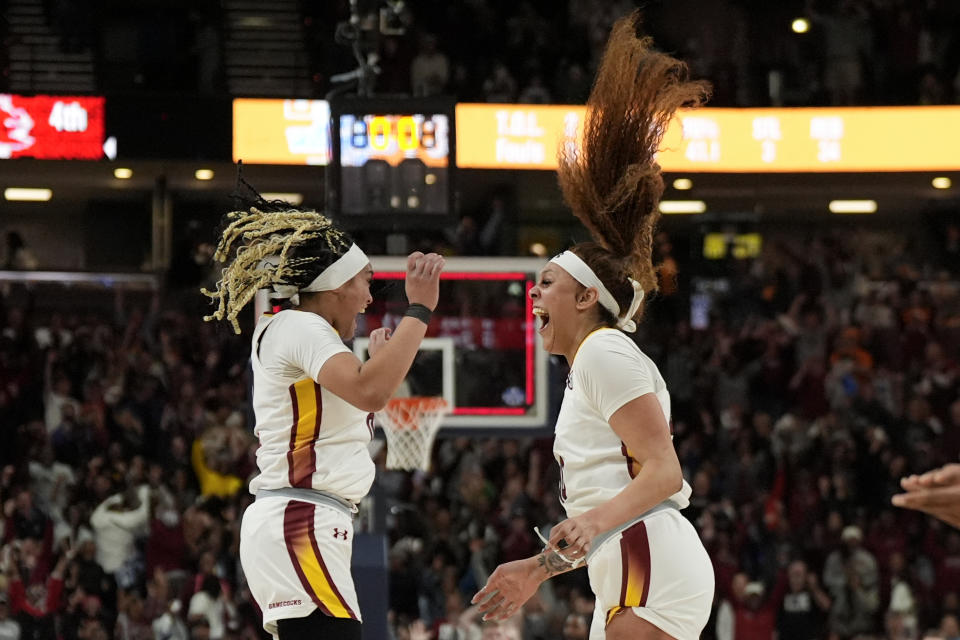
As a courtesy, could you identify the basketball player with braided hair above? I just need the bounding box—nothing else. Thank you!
[202,186,443,639]
[472,12,713,640]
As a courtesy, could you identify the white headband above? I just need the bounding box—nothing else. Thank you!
[264,243,369,306]
[549,251,645,333]
[301,243,369,292]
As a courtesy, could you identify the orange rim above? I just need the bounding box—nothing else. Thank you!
[381,397,449,431]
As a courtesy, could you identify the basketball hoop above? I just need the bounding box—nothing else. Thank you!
[377,397,450,471]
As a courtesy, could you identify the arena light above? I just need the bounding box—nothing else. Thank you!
[195,169,215,181]
[829,199,877,214]
[672,178,693,190]
[260,192,304,205]
[659,200,706,214]
[792,18,810,33]
[113,167,133,179]
[528,242,548,257]
[237,16,272,28]
[103,136,117,160]
[933,177,952,189]
[4,188,52,201]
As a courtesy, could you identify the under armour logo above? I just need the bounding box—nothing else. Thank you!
[332,528,348,540]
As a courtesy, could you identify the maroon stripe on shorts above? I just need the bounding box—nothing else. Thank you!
[282,501,332,616]
[621,520,652,607]
[306,513,357,619]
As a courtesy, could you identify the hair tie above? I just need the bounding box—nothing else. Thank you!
[616,279,645,333]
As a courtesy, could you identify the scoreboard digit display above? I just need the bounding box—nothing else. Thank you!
[328,97,455,227]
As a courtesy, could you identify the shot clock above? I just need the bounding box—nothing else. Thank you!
[328,97,456,228]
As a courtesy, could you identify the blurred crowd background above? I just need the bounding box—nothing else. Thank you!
[3,221,960,640]
[1,0,959,105]
[310,0,960,107]
[1,0,960,639]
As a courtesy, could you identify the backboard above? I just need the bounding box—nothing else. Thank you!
[355,256,549,431]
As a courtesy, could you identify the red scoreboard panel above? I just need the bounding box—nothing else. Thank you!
[0,94,105,160]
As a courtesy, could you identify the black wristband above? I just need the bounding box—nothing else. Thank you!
[404,303,432,325]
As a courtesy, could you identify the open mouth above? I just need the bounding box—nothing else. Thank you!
[533,307,550,331]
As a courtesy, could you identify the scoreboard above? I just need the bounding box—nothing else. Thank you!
[339,114,446,163]
[455,104,960,172]
[233,99,331,165]
[235,100,960,173]
[0,94,105,160]
[327,97,455,224]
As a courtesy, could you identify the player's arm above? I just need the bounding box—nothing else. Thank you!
[318,252,444,412]
[600,393,683,527]
[534,547,584,579]
[471,548,583,622]
[546,393,682,556]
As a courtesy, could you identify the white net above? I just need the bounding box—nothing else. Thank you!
[377,397,451,471]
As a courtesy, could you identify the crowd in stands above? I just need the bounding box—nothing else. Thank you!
[0,0,959,638]
[308,0,960,107]
[1,222,960,639]
[3,0,957,105]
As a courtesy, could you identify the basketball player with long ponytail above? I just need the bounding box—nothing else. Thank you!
[202,186,443,639]
[472,12,713,640]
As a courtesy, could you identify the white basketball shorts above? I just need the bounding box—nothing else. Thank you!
[240,496,360,636]
[586,508,714,640]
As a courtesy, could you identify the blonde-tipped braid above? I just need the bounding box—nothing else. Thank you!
[201,207,351,334]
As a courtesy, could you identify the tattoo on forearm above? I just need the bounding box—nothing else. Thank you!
[538,550,573,576]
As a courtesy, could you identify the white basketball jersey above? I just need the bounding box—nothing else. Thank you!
[248,310,376,503]
[553,329,690,518]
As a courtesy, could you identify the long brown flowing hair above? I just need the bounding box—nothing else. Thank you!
[557,10,709,325]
